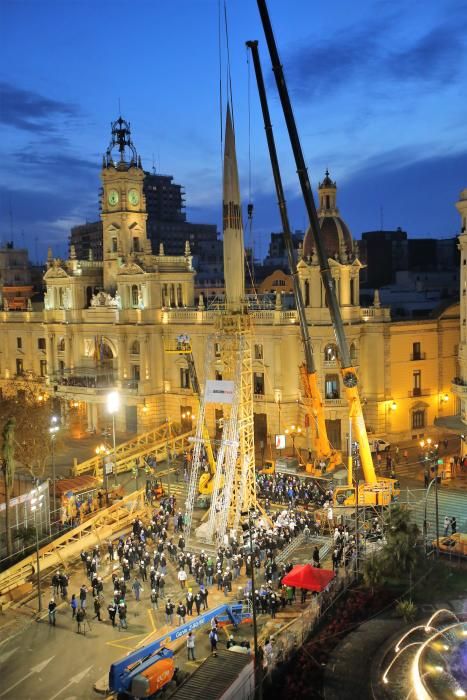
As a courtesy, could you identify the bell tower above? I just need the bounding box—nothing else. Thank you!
[101,117,151,290]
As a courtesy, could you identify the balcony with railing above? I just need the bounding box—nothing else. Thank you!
[408,388,431,398]
[410,352,426,361]
[452,377,467,395]
[52,367,118,393]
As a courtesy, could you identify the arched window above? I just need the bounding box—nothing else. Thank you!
[57,337,65,352]
[130,340,140,355]
[324,344,338,362]
[131,285,139,308]
[349,343,357,362]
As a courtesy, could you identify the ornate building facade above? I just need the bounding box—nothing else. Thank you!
[0,119,463,453]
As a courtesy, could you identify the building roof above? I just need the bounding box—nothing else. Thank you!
[303,216,353,259]
[319,168,336,189]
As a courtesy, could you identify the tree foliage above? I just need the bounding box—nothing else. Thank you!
[363,504,422,589]
[380,504,421,577]
[0,379,58,479]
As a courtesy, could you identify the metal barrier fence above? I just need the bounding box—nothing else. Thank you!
[261,562,357,676]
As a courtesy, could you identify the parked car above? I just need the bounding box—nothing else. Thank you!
[370,438,391,453]
[433,533,466,557]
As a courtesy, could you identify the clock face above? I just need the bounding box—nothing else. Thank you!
[108,189,119,206]
[128,189,139,206]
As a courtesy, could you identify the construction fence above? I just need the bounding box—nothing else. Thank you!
[261,562,357,679]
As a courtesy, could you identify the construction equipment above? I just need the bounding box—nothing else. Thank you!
[246,40,343,481]
[108,602,251,697]
[253,1,399,506]
[164,336,217,494]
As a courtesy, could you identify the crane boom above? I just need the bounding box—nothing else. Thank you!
[256,0,376,485]
[246,40,339,472]
[163,337,216,493]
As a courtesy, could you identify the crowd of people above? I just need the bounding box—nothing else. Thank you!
[256,473,333,511]
[45,489,338,637]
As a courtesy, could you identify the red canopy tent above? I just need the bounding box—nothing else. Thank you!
[282,564,335,591]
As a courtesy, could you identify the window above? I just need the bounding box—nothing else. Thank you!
[412,342,421,360]
[254,344,263,360]
[180,368,190,389]
[180,405,193,432]
[40,359,47,377]
[16,337,22,350]
[254,372,265,395]
[112,237,118,253]
[38,338,46,350]
[214,343,221,358]
[325,374,340,399]
[58,360,65,376]
[132,237,140,252]
[413,370,421,396]
[324,344,338,362]
[57,337,65,352]
[349,343,357,362]
[412,410,425,429]
[131,365,140,381]
[16,358,24,375]
[215,370,223,381]
[130,340,140,355]
[131,285,139,307]
[304,280,310,306]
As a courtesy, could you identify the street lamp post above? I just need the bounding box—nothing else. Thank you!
[95,444,110,503]
[106,391,120,498]
[285,425,302,458]
[49,416,59,523]
[166,419,172,497]
[30,488,44,612]
[422,442,440,556]
[241,509,262,700]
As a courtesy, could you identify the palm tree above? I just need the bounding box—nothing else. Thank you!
[380,504,421,579]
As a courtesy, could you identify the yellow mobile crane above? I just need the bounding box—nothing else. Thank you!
[252,3,400,507]
[247,41,343,481]
[163,336,218,494]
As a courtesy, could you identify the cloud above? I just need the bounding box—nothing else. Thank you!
[387,24,465,83]
[0,82,79,133]
[282,14,466,102]
[12,148,98,176]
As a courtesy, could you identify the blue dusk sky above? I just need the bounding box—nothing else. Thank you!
[0,0,466,262]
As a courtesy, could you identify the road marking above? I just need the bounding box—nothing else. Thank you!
[106,633,145,651]
[0,647,18,664]
[48,665,93,700]
[0,656,54,697]
[148,608,157,632]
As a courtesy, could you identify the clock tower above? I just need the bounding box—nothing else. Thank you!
[101,117,151,290]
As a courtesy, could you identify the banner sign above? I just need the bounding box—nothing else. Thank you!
[205,379,235,404]
[275,434,286,449]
